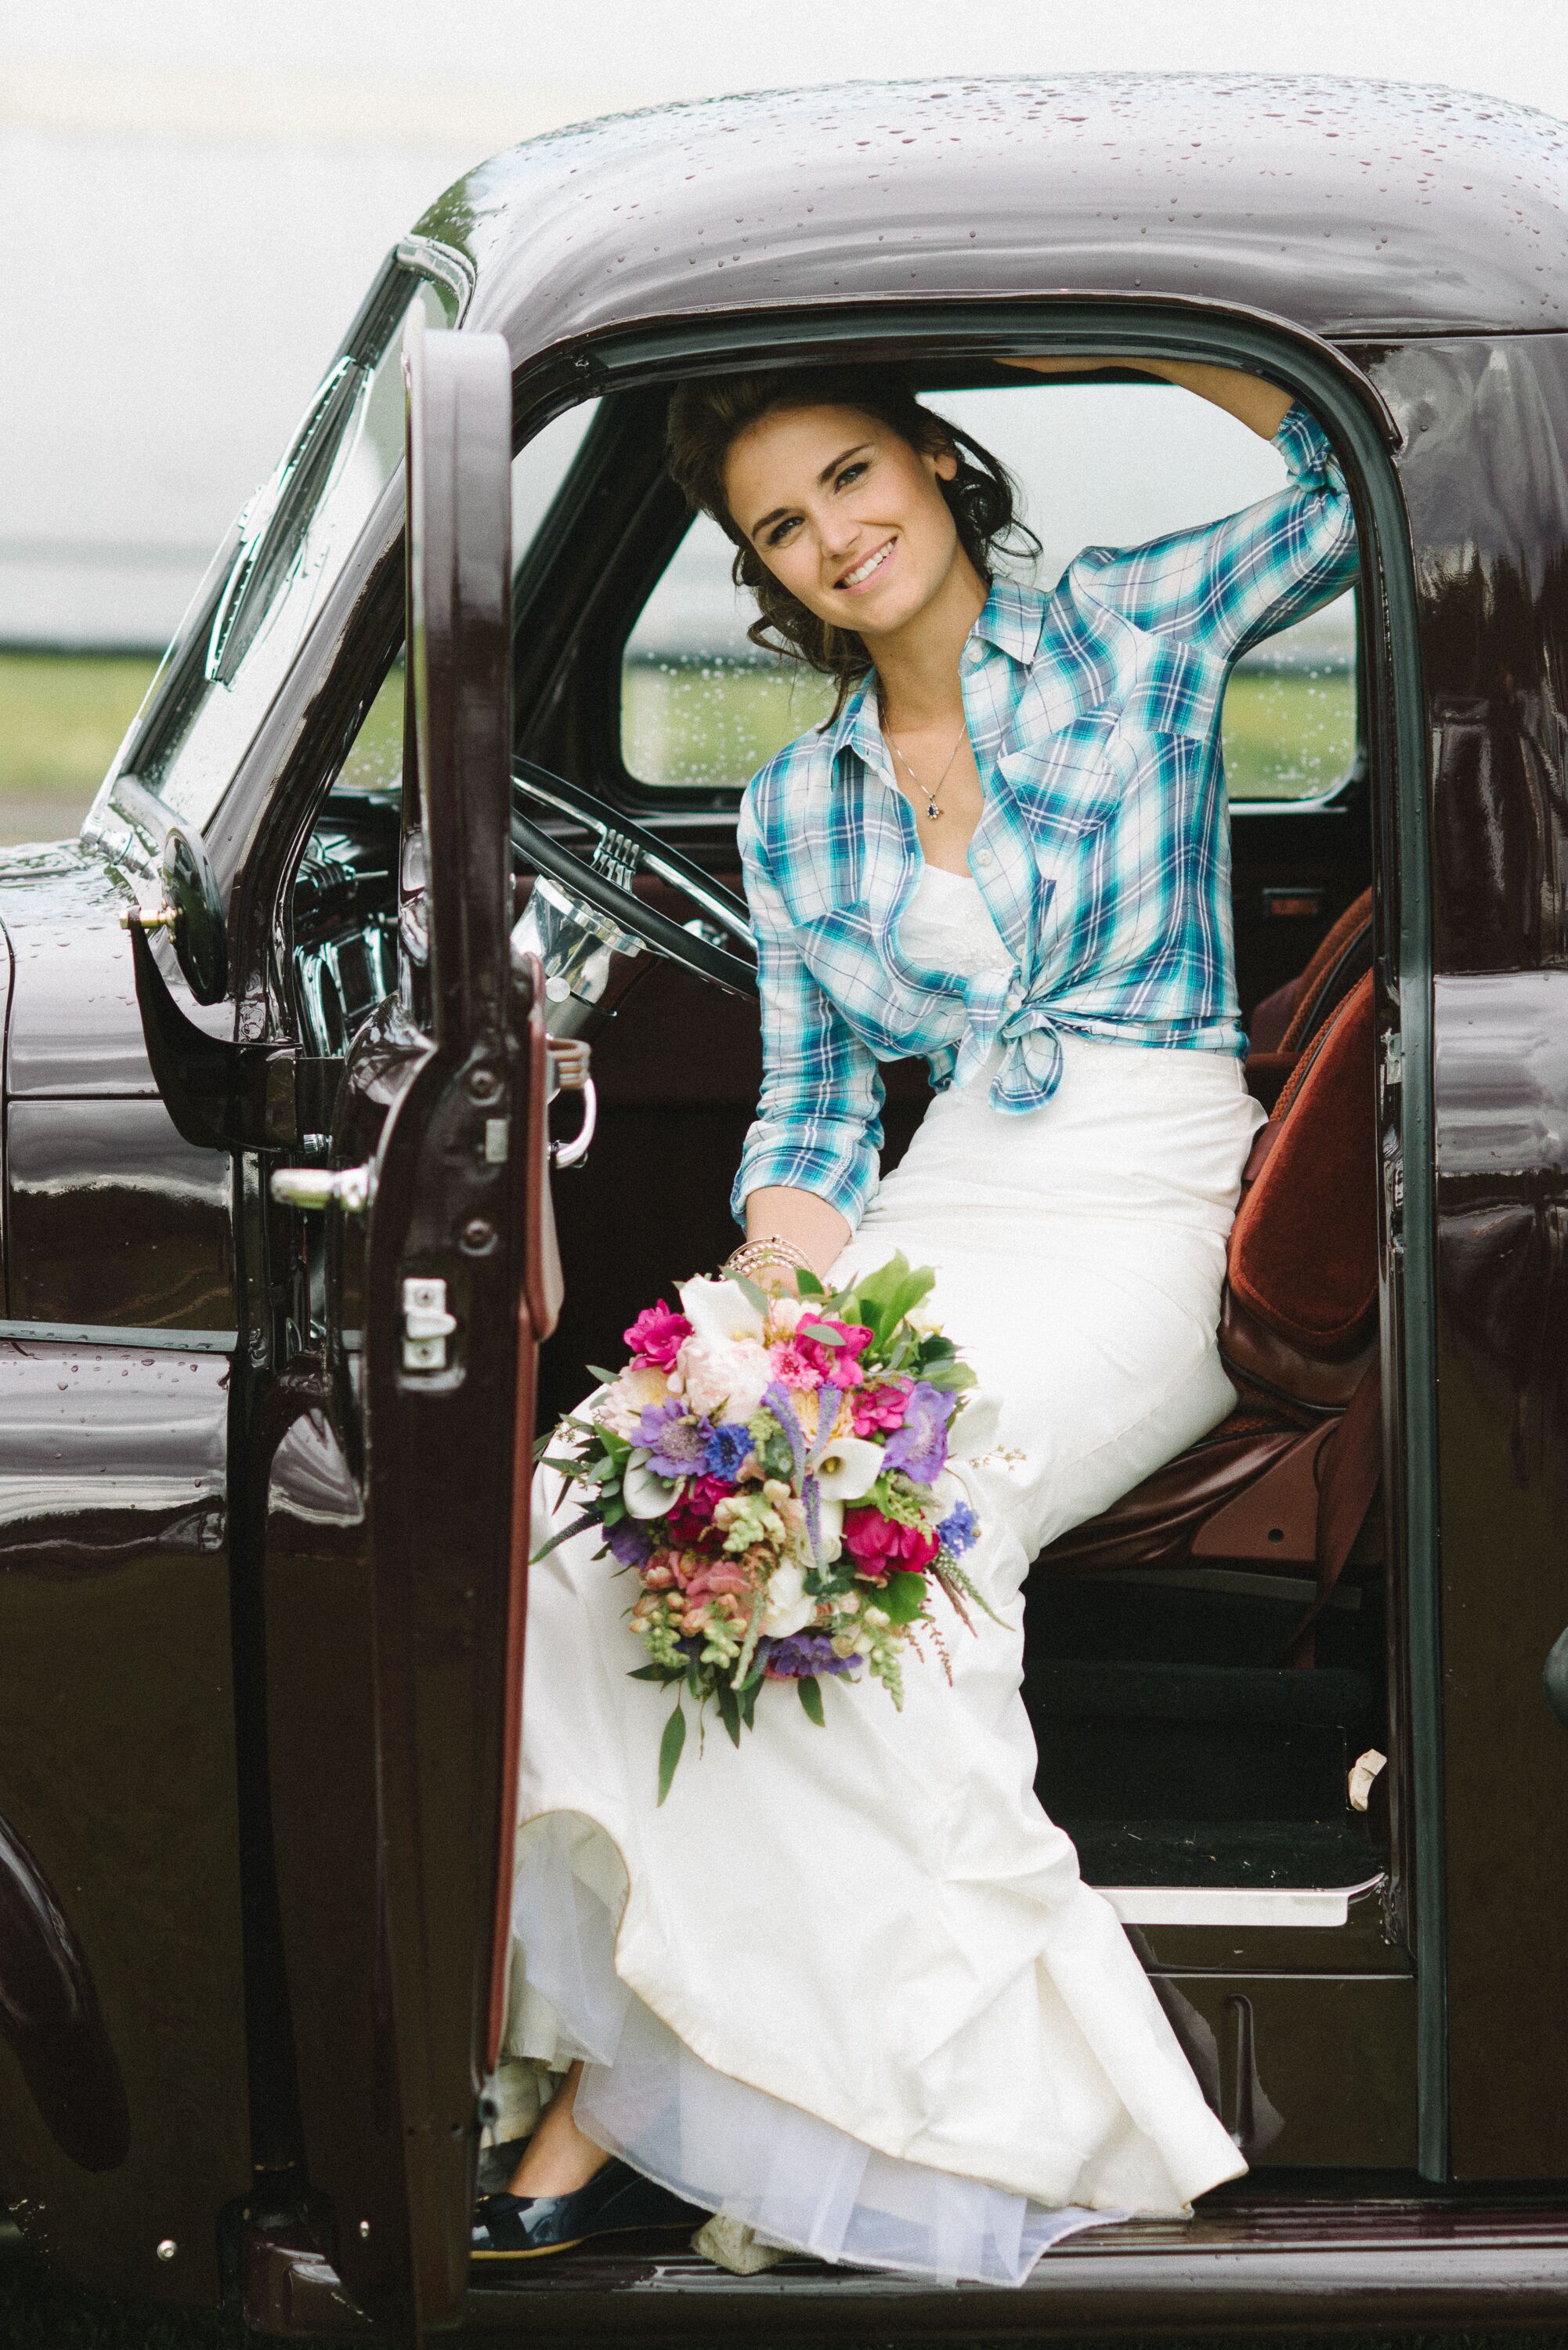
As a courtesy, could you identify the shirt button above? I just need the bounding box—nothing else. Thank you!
[976,849,994,868]
[964,642,983,665]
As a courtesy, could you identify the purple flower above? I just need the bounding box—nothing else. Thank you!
[604,1517,654,1567]
[703,1420,753,1480]
[762,1382,807,1486]
[937,1499,978,1557]
[880,1381,956,1485]
[761,1632,861,1679]
[636,1401,711,1479]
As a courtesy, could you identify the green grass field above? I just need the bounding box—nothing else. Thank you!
[0,650,161,843]
[0,650,1354,855]
[623,657,1357,801]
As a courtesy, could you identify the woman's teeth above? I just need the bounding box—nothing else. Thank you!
[838,540,893,589]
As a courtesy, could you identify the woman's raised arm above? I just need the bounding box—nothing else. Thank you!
[1000,354,1293,443]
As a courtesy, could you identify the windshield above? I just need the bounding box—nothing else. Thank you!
[103,264,458,835]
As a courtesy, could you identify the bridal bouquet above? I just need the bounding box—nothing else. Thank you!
[537,1254,990,1799]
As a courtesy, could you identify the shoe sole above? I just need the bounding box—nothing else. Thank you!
[471,2216,697,2263]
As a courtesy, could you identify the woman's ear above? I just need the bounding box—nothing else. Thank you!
[930,442,959,483]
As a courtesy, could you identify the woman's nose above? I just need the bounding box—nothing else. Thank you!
[818,516,862,566]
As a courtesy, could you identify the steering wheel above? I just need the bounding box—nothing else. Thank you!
[511,757,757,999]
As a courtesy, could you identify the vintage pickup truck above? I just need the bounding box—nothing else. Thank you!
[3,65,1568,2345]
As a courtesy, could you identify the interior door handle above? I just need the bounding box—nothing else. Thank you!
[270,1162,376,1215]
[1545,1626,1568,1726]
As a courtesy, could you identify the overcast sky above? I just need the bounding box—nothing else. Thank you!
[5,0,1568,645]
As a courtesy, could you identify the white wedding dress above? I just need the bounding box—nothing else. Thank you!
[498,863,1259,2283]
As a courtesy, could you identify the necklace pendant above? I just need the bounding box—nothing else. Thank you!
[927,797,941,820]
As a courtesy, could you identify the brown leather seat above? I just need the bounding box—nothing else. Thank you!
[1245,887,1373,1110]
[1039,969,1378,1590]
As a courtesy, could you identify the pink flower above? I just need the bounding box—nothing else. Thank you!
[771,1341,823,1390]
[842,1506,939,1578]
[682,1558,752,1602]
[665,1474,730,1545]
[623,1300,692,1369]
[793,1317,873,1390]
[852,1380,912,1436]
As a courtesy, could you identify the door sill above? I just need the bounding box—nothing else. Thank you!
[246,2183,1568,2338]
[1100,1873,1386,1928]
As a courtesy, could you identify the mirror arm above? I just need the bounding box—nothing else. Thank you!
[123,919,341,1152]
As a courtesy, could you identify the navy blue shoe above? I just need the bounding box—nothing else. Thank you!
[471,2158,701,2261]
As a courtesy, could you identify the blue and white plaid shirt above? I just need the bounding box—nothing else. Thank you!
[732,400,1359,1231]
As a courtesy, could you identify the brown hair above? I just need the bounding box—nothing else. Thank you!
[664,365,1039,718]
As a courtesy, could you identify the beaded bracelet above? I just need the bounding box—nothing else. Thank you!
[722,1235,811,1283]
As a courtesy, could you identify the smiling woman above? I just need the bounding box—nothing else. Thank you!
[497,346,1363,2279]
[667,366,1039,728]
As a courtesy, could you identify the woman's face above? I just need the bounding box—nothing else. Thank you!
[723,402,965,642]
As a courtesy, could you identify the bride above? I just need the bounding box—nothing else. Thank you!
[475,352,1360,2282]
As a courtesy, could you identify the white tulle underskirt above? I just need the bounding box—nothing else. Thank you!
[505,1811,1128,2287]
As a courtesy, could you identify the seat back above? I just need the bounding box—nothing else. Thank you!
[1245,888,1374,1108]
[1223,969,1378,1411]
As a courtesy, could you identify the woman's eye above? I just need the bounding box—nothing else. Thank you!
[766,515,800,548]
[835,461,869,492]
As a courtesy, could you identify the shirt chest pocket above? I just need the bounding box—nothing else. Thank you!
[990,720,1138,978]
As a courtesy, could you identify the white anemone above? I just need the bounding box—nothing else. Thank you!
[677,1273,766,1349]
[622,1456,681,1520]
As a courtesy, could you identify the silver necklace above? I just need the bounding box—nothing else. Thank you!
[882,714,970,821]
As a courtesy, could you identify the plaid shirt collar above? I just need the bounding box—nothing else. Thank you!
[824,576,1049,783]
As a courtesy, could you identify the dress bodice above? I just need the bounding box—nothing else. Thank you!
[897,860,1013,979]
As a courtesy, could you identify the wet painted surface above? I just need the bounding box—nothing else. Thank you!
[0,1342,248,2301]
[1367,332,1568,2178]
[416,78,1568,359]
[0,1813,129,2174]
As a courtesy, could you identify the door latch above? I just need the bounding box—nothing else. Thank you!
[402,1276,457,1372]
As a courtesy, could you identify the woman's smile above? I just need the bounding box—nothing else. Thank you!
[833,536,898,593]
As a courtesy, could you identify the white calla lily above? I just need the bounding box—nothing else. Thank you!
[677,1273,766,1349]
[622,1455,681,1520]
[813,1493,844,1561]
[814,1435,883,1502]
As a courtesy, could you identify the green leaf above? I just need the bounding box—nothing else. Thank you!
[797,1675,826,1727]
[628,1662,684,1683]
[529,1509,599,1564]
[796,1267,825,1297]
[585,1365,621,1386]
[656,1703,687,1805]
[715,1679,742,1748]
[878,1570,930,1625]
[728,1270,771,1318]
[798,1318,845,1346]
[739,1679,761,1730]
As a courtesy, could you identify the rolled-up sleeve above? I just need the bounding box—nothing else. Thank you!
[730,800,884,1234]
[1082,399,1360,663]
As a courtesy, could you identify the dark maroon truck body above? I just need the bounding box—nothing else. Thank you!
[4,70,1568,2342]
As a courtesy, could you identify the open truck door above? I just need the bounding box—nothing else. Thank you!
[255,317,560,2341]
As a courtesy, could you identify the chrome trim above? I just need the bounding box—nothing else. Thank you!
[1099,1875,1386,1928]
